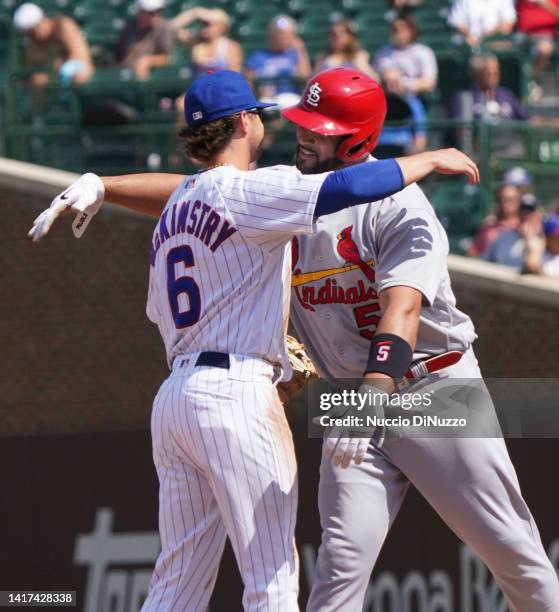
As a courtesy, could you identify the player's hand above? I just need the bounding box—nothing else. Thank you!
[316,382,385,469]
[27,173,105,242]
[316,407,372,468]
[431,148,480,185]
[323,435,370,468]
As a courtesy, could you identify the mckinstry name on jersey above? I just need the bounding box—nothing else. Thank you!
[149,195,238,265]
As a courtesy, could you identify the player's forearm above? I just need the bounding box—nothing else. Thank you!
[101,173,183,217]
[395,149,478,186]
[375,287,421,350]
[396,152,440,185]
[362,287,422,388]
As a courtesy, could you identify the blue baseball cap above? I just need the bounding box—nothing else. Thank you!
[544,215,559,237]
[184,70,276,127]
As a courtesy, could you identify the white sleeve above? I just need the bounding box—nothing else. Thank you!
[373,185,447,306]
[214,165,325,246]
[500,0,516,22]
[448,0,467,28]
[419,46,438,81]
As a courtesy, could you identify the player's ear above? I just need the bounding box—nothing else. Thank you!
[238,110,251,135]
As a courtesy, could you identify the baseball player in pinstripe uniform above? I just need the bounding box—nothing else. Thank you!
[29,70,481,611]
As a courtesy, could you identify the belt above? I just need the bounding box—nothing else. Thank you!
[397,350,463,390]
[195,351,230,369]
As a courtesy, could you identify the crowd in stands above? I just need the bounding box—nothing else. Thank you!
[7,0,559,277]
[467,167,559,278]
[11,0,559,128]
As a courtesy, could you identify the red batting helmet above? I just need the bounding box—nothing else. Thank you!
[282,68,387,163]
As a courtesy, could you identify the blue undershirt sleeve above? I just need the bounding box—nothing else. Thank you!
[315,158,404,217]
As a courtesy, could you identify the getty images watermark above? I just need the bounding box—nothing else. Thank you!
[307,378,559,439]
[317,387,468,431]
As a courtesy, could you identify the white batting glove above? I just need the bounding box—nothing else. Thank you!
[27,173,105,242]
[323,435,371,469]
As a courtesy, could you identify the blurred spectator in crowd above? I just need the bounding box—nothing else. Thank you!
[13,2,94,86]
[467,183,522,256]
[448,0,516,47]
[516,0,559,100]
[374,15,438,95]
[450,53,528,122]
[502,166,533,195]
[387,0,423,8]
[483,194,543,270]
[172,7,242,73]
[549,197,559,214]
[314,18,377,78]
[245,15,311,108]
[113,0,173,81]
[375,65,427,157]
[523,214,559,277]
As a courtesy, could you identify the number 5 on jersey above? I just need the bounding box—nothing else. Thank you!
[167,246,201,329]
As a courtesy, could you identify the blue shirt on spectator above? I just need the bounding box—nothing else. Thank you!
[245,48,300,94]
[482,229,526,269]
[450,86,529,121]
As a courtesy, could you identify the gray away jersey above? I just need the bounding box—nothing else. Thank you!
[289,181,477,381]
[146,164,326,375]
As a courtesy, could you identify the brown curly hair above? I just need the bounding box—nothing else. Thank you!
[179,114,240,163]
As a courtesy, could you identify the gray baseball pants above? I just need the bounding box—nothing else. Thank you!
[307,349,559,612]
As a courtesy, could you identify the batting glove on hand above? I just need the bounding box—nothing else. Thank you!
[323,435,371,469]
[319,381,390,468]
[27,173,105,242]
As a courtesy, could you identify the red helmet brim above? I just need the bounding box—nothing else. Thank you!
[282,105,359,136]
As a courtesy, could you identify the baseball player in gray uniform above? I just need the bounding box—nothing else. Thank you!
[283,69,559,612]
[29,69,480,612]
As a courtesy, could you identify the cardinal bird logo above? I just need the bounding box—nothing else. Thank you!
[336,225,375,282]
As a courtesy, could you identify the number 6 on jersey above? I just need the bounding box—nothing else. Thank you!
[167,246,201,329]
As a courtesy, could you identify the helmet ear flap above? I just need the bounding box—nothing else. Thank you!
[336,134,373,163]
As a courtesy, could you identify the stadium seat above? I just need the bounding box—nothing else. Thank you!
[426,179,486,254]
[298,15,331,38]
[232,0,281,19]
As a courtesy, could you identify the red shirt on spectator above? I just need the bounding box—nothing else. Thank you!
[517,0,559,37]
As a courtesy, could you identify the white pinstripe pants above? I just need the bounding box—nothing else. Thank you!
[142,355,299,612]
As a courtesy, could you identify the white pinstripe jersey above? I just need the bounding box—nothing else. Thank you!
[146,164,325,375]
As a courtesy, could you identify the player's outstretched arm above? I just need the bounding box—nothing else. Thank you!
[396,148,480,187]
[101,173,183,216]
[314,149,479,218]
[28,172,182,242]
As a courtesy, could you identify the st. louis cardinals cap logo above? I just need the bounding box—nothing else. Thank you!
[306,82,322,107]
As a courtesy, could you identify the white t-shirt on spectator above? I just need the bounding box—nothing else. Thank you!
[448,0,516,39]
[374,43,438,86]
[542,251,559,277]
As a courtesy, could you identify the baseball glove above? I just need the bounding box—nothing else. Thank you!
[278,335,319,404]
